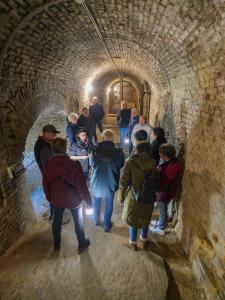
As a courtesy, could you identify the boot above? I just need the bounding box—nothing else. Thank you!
[123,239,138,251]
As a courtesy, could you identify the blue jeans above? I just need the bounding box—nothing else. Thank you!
[93,194,114,229]
[52,206,86,247]
[158,202,167,230]
[129,226,148,242]
[120,127,129,147]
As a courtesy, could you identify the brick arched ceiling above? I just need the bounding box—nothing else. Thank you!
[0,0,224,160]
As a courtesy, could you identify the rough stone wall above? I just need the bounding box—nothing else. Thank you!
[0,1,224,296]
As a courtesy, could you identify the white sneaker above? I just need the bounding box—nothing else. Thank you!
[150,220,158,226]
[149,225,165,236]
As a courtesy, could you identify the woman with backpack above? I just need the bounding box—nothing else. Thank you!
[118,142,159,251]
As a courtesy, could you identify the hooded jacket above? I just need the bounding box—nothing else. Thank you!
[43,154,92,208]
[156,159,181,203]
[118,152,158,228]
[90,141,124,197]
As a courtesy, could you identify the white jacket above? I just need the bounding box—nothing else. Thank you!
[131,123,152,145]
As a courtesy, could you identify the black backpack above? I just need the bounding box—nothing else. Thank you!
[132,168,159,204]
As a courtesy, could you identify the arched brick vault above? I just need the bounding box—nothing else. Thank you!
[0,0,225,295]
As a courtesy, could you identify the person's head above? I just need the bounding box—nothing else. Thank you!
[52,137,67,154]
[139,114,148,126]
[92,96,98,105]
[102,129,114,142]
[159,143,176,161]
[68,112,78,125]
[150,127,166,143]
[42,124,60,142]
[82,107,89,117]
[131,108,138,118]
[136,142,152,155]
[121,101,127,110]
[134,130,148,145]
[77,128,87,142]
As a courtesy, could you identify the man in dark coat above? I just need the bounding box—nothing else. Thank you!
[117,101,131,147]
[69,127,94,180]
[34,124,60,219]
[90,129,124,232]
[89,96,104,142]
[77,107,95,143]
[43,137,92,253]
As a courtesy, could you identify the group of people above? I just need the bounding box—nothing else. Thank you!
[34,96,181,254]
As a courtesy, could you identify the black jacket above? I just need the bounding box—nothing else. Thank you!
[90,141,125,197]
[69,138,94,173]
[89,103,104,122]
[34,136,53,173]
[151,138,167,165]
[117,109,131,128]
[77,115,95,138]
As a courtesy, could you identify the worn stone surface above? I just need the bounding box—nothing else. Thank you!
[0,0,224,297]
[0,203,168,300]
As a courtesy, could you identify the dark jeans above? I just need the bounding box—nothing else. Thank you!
[52,206,86,247]
[50,203,54,218]
[93,120,103,142]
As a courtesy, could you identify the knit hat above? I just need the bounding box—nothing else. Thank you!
[135,130,148,142]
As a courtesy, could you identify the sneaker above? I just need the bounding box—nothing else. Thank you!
[150,220,158,226]
[149,225,165,236]
[93,221,100,226]
[78,239,90,255]
[123,240,138,251]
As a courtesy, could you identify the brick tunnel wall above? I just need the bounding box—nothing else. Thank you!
[0,1,224,296]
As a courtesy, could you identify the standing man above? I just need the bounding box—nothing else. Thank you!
[34,124,60,219]
[89,96,104,143]
[131,115,152,146]
[90,130,124,232]
[77,107,95,143]
[117,101,131,147]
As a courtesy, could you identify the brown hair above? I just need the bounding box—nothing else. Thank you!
[102,129,114,142]
[136,142,152,155]
[52,137,67,154]
[159,143,176,159]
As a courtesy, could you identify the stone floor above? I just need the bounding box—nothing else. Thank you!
[0,198,205,300]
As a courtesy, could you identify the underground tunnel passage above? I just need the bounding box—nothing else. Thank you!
[0,0,224,299]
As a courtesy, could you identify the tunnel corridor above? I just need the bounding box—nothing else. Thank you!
[0,1,224,299]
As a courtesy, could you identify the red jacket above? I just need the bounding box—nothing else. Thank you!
[43,155,92,208]
[157,159,181,203]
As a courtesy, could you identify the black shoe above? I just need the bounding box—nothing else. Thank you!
[104,222,113,232]
[78,239,90,254]
[54,244,60,251]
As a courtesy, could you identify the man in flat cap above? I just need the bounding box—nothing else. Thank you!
[34,124,60,219]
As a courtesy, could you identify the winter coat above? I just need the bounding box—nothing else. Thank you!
[90,141,125,197]
[89,103,104,122]
[77,115,95,139]
[34,136,53,173]
[157,159,181,203]
[43,154,92,209]
[117,109,131,128]
[128,116,139,137]
[131,123,152,145]
[66,121,79,145]
[118,152,158,228]
[69,138,94,173]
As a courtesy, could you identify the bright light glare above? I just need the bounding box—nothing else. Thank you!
[124,138,130,144]
[107,87,111,94]
[86,208,93,216]
[85,82,93,93]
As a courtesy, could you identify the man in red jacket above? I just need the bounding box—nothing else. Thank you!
[150,143,181,235]
[43,137,92,253]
